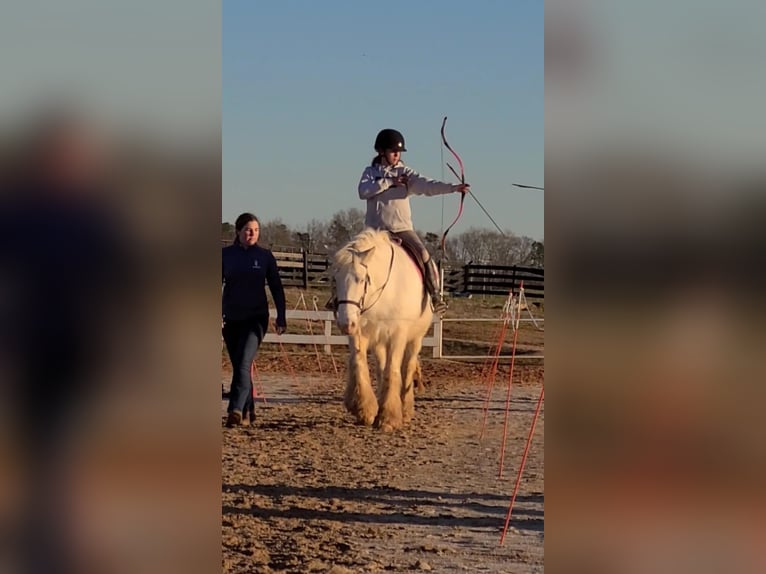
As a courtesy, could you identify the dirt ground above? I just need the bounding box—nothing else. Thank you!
[222,355,544,573]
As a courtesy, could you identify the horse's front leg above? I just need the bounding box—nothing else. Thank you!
[376,335,406,432]
[373,342,387,398]
[344,335,377,426]
[400,340,423,423]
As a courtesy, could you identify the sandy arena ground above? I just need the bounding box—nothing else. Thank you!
[222,356,544,573]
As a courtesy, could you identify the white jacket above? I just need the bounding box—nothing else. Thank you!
[358,161,456,232]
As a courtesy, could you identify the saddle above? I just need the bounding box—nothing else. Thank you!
[387,233,426,281]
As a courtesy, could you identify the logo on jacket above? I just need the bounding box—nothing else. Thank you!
[252,259,261,269]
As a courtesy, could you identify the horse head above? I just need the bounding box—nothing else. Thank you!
[333,245,376,336]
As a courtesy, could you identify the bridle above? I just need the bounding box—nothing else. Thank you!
[335,244,395,315]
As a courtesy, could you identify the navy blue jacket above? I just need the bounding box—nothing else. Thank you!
[222,243,286,326]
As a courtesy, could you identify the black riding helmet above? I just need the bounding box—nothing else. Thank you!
[374,129,407,152]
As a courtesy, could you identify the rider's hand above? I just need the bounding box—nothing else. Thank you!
[393,174,409,186]
[455,183,470,194]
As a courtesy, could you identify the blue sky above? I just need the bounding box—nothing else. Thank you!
[223,0,543,240]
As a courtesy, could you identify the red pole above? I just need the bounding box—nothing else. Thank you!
[500,383,544,545]
[251,361,267,404]
[274,321,298,384]
[298,293,324,375]
[498,283,524,479]
[479,289,515,440]
[480,316,511,440]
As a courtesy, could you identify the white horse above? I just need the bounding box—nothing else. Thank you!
[332,228,433,431]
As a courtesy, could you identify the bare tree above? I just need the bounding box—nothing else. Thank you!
[305,218,331,253]
[422,231,440,256]
[221,213,543,268]
[442,227,543,267]
[326,208,365,253]
[446,227,497,264]
[260,218,294,249]
[221,222,234,244]
[527,240,544,267]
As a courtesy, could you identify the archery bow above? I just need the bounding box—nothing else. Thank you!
[439,116,466,253]
[440,117,506,255]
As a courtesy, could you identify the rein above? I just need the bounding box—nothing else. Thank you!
[335,243,395,315]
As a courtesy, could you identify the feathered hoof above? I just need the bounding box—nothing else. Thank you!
[375,412,403,432]
[361,403,380,426]
[355,413,377,426]
[402,403,415,423]
[346,398,377,426]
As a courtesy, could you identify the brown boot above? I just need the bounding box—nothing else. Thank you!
[431,292,448,315]
[424,258,448,315]
[225,410,242,428]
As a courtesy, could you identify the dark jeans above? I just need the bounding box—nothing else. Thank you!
[223,316,268,415]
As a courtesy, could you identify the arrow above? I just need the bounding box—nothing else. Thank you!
[512,183,544,191]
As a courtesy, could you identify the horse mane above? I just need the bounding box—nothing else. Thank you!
[333,228,393,270]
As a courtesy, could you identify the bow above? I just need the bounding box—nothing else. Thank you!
[439,117,506,257]
[439,116,466,254]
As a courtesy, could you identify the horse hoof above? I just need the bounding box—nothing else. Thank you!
[356,414,376,426]
[375,415,402,432]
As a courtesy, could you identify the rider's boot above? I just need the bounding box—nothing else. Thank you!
[424,258,448,315]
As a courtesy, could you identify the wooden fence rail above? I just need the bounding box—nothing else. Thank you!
[458,264,544,299]
[272,251,331,289]
[222,242,543,297]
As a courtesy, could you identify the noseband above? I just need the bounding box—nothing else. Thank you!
[335,244,395,315]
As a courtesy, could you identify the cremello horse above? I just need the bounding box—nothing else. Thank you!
[332,228,433,431]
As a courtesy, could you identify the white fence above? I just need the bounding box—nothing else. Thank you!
[264,309,543,360]
[263,309,440,356]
